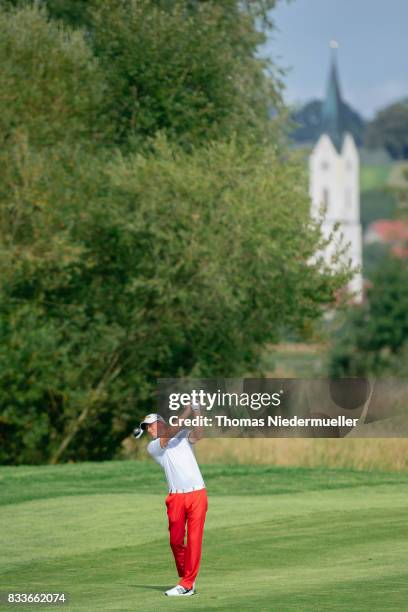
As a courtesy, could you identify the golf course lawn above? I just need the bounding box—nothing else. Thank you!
[1,462,408,611]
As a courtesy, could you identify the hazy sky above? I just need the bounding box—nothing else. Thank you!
[262,0,408,118]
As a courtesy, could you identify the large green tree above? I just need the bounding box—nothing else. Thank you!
[4,0,285,149]
[0,135,351,464]
[0,3,352,464]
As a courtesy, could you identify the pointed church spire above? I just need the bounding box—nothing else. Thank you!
[321,42,345,152]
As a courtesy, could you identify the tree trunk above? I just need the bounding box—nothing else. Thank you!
[49,355,121,464]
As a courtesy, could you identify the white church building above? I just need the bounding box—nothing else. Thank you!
[309,51,363,300]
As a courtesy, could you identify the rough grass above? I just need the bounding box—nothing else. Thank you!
[195,438,408,472]
[250,344,408,474]
[1,461,408,611]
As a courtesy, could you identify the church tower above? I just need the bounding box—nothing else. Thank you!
[309,46,363,300]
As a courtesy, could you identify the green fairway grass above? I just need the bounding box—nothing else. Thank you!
[1,462,408,611]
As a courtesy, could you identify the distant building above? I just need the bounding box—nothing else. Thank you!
[365,219,408,258]
[309,51,363,301]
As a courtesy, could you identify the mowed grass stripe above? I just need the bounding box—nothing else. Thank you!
[1,461,407,506]
[2,485,408,568]
[1,499,408,611]
[1,464,407,611]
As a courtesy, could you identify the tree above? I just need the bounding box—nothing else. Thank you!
[0,136,351,464]
[2,1,285,150]
[329,254,408,376]
[88,0,286,149]
[2,0,91,28]
[0,4,106,150]
[3,0,280,31]
[365,99,408,160]
[0,3,352,464]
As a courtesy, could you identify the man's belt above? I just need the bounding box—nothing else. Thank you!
[168,485,206,494]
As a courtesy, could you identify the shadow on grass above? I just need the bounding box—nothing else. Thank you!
[129,584,171,592]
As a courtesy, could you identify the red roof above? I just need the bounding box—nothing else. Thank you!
[368,220,408,242]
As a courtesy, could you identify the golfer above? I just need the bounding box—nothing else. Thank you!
[138,402,207,597]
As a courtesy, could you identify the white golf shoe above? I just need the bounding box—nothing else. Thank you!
[164,584,195,597]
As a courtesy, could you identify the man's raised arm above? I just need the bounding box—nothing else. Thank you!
[159,404,192,448]
[188,402,204,444]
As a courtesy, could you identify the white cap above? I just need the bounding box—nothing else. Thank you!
[140,413,165,430]
[133,413,165,439]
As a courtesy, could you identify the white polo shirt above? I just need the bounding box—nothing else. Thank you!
[147,429,205,493]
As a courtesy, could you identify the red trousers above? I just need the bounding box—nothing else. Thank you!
[165,488,208,590]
